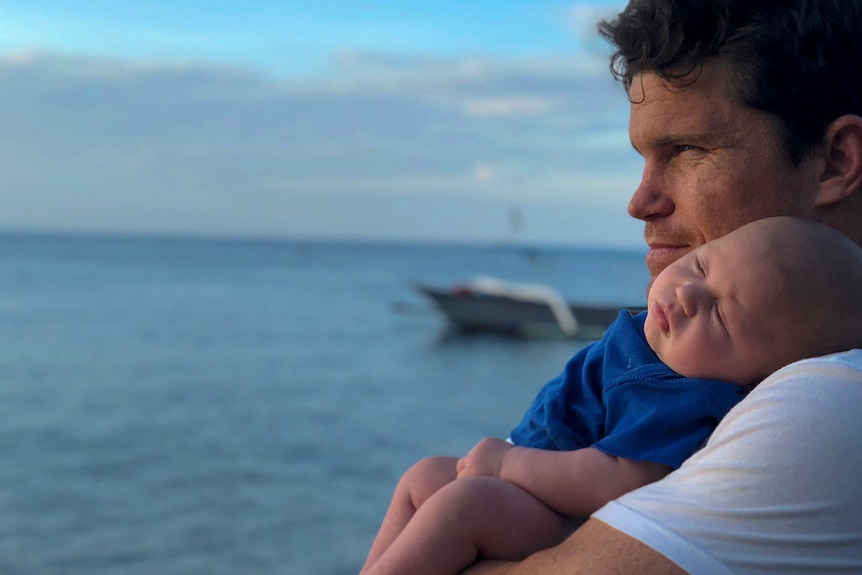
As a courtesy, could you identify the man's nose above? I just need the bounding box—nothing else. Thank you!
[628,167,674,221]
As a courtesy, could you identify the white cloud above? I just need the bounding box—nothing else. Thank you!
[472,163,498,184]
[564,3,624,52]
[462,96,554,117]
[0,47,642,246]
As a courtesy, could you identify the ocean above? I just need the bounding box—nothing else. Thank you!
[0,231,650,575]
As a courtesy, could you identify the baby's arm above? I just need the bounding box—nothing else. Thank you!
[457,438,671,517]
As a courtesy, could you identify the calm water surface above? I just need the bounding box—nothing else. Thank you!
[0,232,649,574]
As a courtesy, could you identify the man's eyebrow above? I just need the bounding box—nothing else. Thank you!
[653,133,712,146]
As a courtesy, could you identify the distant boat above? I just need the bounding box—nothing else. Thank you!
[415,276,645,340]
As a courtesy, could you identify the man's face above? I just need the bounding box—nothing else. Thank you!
[628,60,821,279]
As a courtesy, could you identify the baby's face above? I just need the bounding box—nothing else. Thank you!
[643,229,789,386]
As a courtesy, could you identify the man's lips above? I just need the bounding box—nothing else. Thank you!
[645,243,691,272]
[650,302,670,335]
[647,242,691,257]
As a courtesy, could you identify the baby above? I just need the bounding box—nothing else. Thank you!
[360,216,862,575]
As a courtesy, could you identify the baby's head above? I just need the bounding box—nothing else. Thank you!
[644,216,862,387]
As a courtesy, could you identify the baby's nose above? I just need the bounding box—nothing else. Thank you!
[675,283,704,317]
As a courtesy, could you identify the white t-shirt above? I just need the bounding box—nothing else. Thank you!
[593,349,862,574]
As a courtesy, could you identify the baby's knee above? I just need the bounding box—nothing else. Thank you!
[398,455,459,508]
[401,455,458,484]
[429,477,510,519]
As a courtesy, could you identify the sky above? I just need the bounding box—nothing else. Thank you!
[0,1,646,247]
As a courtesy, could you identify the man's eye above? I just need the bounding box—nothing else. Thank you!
[674,144,706,159]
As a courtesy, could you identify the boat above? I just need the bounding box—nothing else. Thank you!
[415,276,645,339]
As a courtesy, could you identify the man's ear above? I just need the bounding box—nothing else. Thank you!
[816,114,862,207]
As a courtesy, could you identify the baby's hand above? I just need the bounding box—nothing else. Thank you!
[456,437,514,479]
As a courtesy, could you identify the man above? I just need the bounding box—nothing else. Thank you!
[462,1,862,573]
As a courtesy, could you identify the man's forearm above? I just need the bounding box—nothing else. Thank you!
[460,519,688,575]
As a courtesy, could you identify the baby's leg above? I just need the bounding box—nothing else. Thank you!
[361,456,459,573]
[364,476,571,575]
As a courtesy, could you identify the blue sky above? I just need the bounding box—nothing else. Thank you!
[0,1,644,247]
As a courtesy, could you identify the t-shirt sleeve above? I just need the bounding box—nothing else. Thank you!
[593,350,862,575]
[594,370,745,468]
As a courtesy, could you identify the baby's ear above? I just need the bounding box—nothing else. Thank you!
[815,114,862,206]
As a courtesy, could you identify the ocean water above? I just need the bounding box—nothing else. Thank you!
[0,232,649,575]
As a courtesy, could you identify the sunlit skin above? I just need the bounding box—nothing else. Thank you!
[455,13,862,575]
[644,225,788,386]
[628,61,823,281]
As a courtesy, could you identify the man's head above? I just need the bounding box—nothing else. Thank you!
[599,1,862,278]
[645,216,862,387]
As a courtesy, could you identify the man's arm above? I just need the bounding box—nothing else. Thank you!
[460,519,687,575]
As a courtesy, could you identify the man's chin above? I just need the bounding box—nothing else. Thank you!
[646,251,684,277]
[646,243,695,279]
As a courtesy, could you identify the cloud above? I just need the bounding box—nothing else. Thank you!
[472,162,498,184]
[462,97,554,117]
[0,47,642,246]
[564,3,624,51]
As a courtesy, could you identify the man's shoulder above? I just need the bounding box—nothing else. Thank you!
[794,348,862,369]
[758,349,862,389]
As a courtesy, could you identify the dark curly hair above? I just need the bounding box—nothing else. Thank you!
[598,0,862,165]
